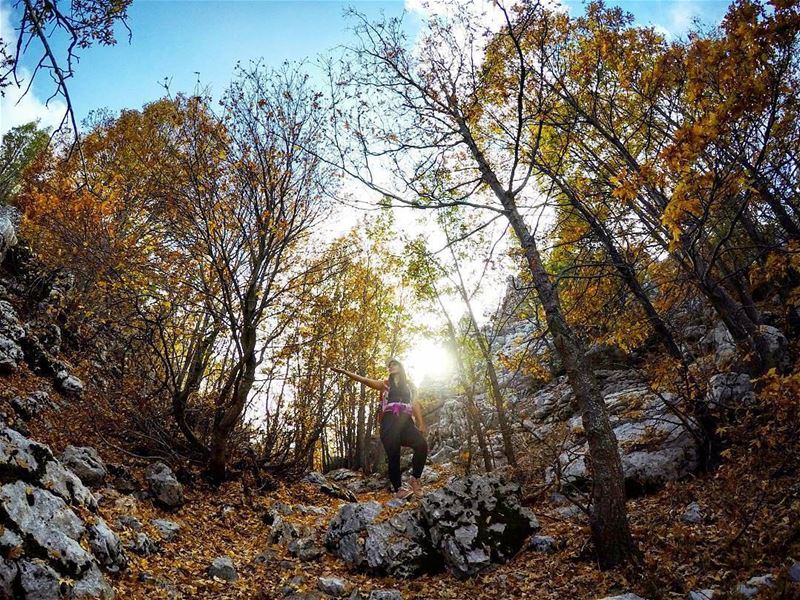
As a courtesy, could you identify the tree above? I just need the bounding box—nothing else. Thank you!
[1,0,132,136]
[326,3,637,566]
[19,63,333,481]
[0,121,50,205]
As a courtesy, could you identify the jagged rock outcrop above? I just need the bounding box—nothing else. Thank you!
[325,475,537,579]
[0,426,124,598]
[419,476,538,578]
[61,446,108,487]
[0,209,17,264]
[10,390,52,421]
[551,389,702,495]
[144,462,184,509]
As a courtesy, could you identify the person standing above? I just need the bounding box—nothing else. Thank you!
[331,358,428,502]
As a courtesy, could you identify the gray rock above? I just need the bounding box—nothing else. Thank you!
[320,480,358,502]
[553,409,702,494]
[706,373,754,409]
[696,321,744,370]
[208,556,237,581]
[303,471,327,485]
[556,505,585,520]
[269,514,302,545]
[736,575,774,598]
[152,519,180,541]
[420,469,440,484]
[71,563,116,598]
[10,391,51,421]
[420,475,539,579]
[598,595,646,600]
[681,502,704,524]
[296,504,328,516]
[528,535,558,553]
[117,515,143,531]
[56,369,84,396]
[268,501,295,517]
[429,445,457,465]
[0,300,24,340]
[62,445,108,486]
[1,481,93,575]
[0,559,16,598]
[18,559,61,599]
[126,532,160,556]
[327,468,360,481]
[145,462,184,509]
[325,501,383,565]
[363,509,438,578]
[686,590,717,600]
[789,561,800,583]
[41,458,98,510]
[683,325,707,343]
[88,518,127,572]
[318,576,352,597]
[0,334,24,372]
[0,428,120,595]
[0,215,17,264]
[369,591,402,600]
[287,537,324,561]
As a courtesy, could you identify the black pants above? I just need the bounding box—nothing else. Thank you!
[380,412,428,491]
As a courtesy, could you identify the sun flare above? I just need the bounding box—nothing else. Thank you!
[403,338,455,385]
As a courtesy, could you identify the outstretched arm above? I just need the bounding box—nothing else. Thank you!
[330,367,386,391]
[412,400,427,434]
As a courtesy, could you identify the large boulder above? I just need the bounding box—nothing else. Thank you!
[0,212,17,264]
[419,476,539,579]
[326,476,538,580]
[326,501,383,565]
[699,322,739,370]
[326,500,437,578]
[11,390,52,421]
[705,373,754,410]
[144,462,184,509]
[61,446,108,486]
[364,510,439,578]
[0,426,123,598]
[0,335,23,373]
[552,395,702,495]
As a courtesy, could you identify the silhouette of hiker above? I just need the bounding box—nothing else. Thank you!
[331,359,428,504]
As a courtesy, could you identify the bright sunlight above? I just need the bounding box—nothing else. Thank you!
[403,337,455,385]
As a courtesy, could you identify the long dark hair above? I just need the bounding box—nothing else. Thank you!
[388,359,409,389]
[387,360,415,405]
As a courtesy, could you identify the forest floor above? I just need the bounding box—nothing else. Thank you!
[5,363,800,599]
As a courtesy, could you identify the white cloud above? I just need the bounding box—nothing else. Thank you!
[0,0,67,138]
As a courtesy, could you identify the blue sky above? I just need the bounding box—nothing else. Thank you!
[1,0,730,135]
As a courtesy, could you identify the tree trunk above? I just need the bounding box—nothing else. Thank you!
[506,201,637,567]
[457,117,637,566]
[437,292,494,472]
[355,382,367,470]
[447,241,517,467]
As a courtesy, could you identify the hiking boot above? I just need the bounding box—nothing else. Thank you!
[386,486,413,507]
[409,476,423,499]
